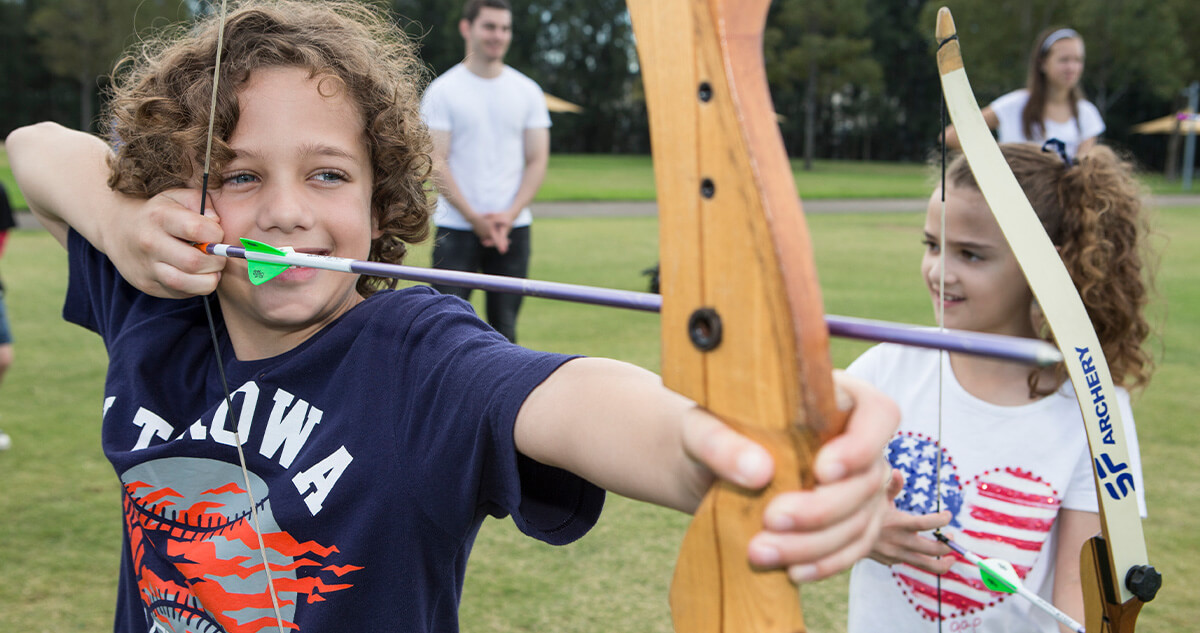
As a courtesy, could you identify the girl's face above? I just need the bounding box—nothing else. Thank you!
[1040,37,1085,91]
[210,66,378,359]
[921,182,1037,339]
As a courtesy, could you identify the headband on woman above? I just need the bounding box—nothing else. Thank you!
[1041,28,1081,53]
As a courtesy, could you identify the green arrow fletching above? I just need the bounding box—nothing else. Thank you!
[977,558,1019,594]
[239,238,291,285]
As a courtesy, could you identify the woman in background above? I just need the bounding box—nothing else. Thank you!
[944,27,1104,158]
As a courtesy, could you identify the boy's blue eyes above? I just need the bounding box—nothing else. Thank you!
[221,171,345,186]
[226,173,257,185]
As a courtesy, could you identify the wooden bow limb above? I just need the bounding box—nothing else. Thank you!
[934,8,1161,631]
[628,1,844,631]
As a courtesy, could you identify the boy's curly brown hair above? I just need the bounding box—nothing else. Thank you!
[104,0,432,297]
[947,143,1157,394]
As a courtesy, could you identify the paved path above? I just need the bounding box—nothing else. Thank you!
[14,194,1200,229]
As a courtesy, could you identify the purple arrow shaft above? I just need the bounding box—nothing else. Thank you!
[212,243,1061,365]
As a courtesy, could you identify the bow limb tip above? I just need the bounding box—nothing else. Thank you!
[935,8,963,74]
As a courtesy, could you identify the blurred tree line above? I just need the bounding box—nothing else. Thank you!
[2,0,1198,169]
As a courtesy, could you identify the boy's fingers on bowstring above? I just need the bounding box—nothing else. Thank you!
[157,189,225,246]
[115,189,225,298]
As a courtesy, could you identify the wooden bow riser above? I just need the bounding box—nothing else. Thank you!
[628,0,847,631]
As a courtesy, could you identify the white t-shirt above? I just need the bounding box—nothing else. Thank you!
[846,342,1145,633]
[989,89,1104,158]
[420,64,551,230]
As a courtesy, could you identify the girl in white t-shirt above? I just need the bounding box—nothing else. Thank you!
[944,28,1103,157]
[846,143,1155,633]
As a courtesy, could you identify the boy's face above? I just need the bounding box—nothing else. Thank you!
[210,66,378,359]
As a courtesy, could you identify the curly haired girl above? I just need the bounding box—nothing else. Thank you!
[845,142,1154,633]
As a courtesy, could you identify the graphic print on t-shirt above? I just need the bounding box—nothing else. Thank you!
[122,458,361,632]
[886,432,1061,623]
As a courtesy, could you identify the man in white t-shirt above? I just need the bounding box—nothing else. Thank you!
[420,0,550,343]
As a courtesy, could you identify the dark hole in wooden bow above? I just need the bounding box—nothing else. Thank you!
[688,307,723,351]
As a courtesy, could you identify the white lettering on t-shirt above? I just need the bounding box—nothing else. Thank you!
[292,446,353,515]
[261,388,323,468]
[131,407,174,450]
[209,382,260,447]
[188,417,207,440]
[116,383,349,513]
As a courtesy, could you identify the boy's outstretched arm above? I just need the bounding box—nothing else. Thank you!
[6,122,225,298]
[515,358,899,582]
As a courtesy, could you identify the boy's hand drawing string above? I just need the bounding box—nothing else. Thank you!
[195,1,287,631]
[934,7,1160,632]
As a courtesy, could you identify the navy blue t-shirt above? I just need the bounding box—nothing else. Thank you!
[64,231,604,632]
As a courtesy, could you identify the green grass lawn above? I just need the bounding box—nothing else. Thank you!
[1,208,1196,632]
[536,154,939,201]
[0,146,24,211]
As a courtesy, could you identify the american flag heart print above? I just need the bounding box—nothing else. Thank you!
[886,433,1061,622]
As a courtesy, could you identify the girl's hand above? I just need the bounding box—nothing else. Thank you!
[866,472,954,574]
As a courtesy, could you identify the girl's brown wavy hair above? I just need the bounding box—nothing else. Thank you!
[947,143,1156,395]
[104,0,432,297]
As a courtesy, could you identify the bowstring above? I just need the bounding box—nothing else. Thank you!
[935,89,948,633]
[197,1,286,630]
